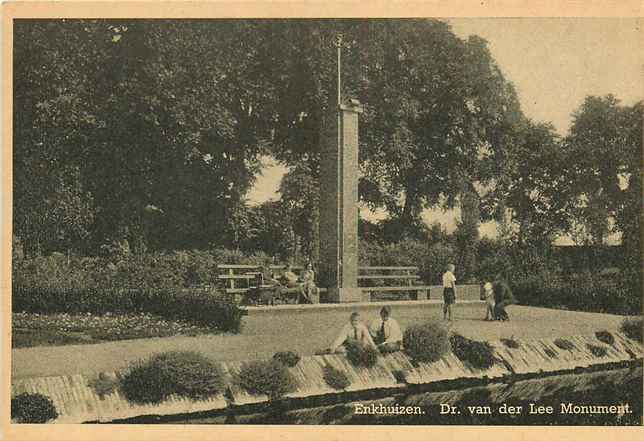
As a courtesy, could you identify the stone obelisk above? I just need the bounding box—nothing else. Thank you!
[318,35,364,302]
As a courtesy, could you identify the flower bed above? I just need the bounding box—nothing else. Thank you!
[12,312,215,348]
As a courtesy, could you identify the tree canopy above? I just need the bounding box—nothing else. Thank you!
[13,19,640,262]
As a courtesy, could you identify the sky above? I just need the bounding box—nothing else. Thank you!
[247,18,643,243]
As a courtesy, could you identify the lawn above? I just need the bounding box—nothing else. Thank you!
[12,312,217,348]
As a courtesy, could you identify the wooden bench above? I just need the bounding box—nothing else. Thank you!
[217,264,313,304]
[358,266,431,301]
[217,264,432,304]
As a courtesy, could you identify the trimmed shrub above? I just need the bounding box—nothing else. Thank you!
[450,334,496,369]
[392,369,409,384]
[554,338,575,351]
[403,322,450,362]
[620,318,643,343]
[11,393,58,423]
[543,347,557,358]
[322,365,351,390]
[595,330,615,346]
[500,338,520,349]
[272,351,301,368]
[120,351,224,404]
[238,360,296,399]
[87,373,119,399]
[345,340,379,368]
[586,343,608,358]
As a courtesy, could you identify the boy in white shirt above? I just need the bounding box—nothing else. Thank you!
[369,305,403,353]
[329,312,377,353]
[442,264,457,321]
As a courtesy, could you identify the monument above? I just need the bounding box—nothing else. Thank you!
[319,34,364,303]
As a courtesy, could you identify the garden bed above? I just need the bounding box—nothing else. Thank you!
[12,312,217,348]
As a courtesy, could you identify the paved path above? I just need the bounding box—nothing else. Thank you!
[11,303,631,380]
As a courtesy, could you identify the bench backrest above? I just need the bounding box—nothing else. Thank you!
[358,266,420,286]
[217,264,421,291]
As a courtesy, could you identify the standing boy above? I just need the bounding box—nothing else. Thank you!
[483,281,495,321]
[442,264,457,321]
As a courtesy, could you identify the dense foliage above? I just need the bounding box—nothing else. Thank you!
[553,338,575,351]
[11,393,59,423]
[499,338,520,349]
[585,343,608,358]
[322,364,351,390]
[13,286,244,333]
[450,334,497,370]
[595,330,615,346]
[402,322,451,362]
[237,360,296,399]
[120,351,224,404]
[620,318,642,343]
[344,340,379,368]
[272,351,301,368]
[12,19,642,312]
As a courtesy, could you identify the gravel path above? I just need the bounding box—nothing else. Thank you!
[11,303,631,380]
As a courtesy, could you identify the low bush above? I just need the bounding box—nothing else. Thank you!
[554,338,575,351]
[450,334,496,369]
[392,369,409,384]
[345,340,379,368]
[238,360,296,399]
[87,373,120,399]
[403,322,450,362]
[595,330,615,346]
[620,317,643,343]
[322,365,351,390]
[11,393,58,423]
[120,351,224,404]
[500,338,520,349]
[272,351,301,367]
[543,347,557,358]
[586,343,608,358]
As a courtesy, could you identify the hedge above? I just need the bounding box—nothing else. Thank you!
[11,249,274,290]
[12,286,244,333]
[510,271,641,316]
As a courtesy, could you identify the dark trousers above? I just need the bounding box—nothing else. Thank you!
[494,301,511,320]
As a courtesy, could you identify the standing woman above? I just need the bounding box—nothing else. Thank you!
[442,264,457,321]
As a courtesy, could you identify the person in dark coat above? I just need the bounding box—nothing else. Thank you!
[493,275,516,321]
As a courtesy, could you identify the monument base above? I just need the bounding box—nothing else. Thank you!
[326,287,368,303]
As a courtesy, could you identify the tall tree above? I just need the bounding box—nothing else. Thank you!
[564,95,642,247]
[483,120,569,249]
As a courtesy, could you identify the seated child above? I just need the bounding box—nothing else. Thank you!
[328,312,377,353]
